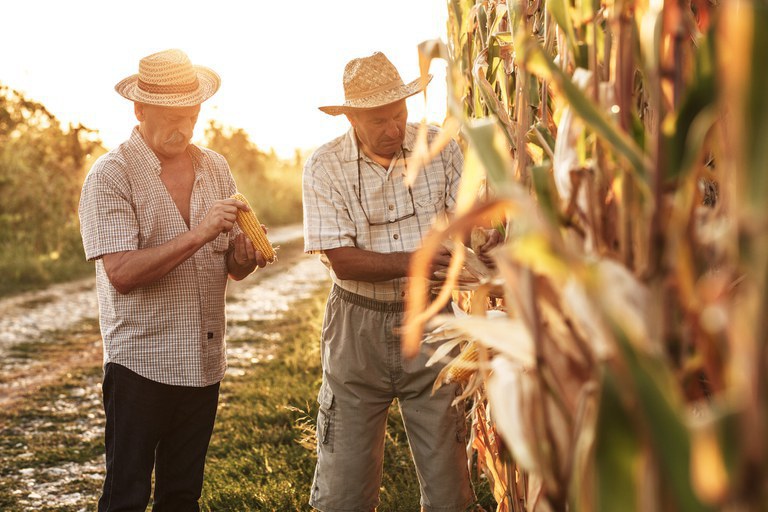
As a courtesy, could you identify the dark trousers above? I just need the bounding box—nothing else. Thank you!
[98,363,220,512]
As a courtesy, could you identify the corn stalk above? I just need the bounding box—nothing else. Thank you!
[405,0,768,510]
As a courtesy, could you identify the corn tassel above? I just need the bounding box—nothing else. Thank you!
[231,193,277,262]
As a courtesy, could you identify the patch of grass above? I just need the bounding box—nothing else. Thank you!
[0,319,102,392]
[0,365,104,511]
[201,290,324,510]
[3,319,101,364]
[0,249,94,299]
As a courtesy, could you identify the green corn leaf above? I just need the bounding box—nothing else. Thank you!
[474,51,517,149]
[527,122,556,157]
[477,3,489,49]
[546,0,583,65]
[531,163,559,226]
[594,369,642,512]
[518,35,651,191]
[611,329,715,512]
[487,34,502,83]
[744,3,768,214]
[665,28,717,182]
[463,118,513,190]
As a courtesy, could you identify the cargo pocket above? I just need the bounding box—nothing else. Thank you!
[316,382,335,452]
[453,386,468,444]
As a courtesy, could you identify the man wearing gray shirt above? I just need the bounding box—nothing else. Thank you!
[303,51,499,512]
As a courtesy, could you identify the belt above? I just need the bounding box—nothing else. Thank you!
[332,284,406,313]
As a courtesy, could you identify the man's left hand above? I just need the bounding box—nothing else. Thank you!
[477,228,503,268]
[229,233,267,278]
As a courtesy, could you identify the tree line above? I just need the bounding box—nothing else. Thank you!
[0,84,304,297]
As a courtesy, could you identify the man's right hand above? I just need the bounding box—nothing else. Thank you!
[428,246,453,279]
[195,198,248,243]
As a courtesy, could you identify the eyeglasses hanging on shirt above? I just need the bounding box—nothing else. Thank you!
[355,146,416,226]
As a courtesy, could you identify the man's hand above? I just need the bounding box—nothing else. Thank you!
[228,233,267,280]
[428,245,453,279]
[195,198,247,243]
[233,233,268,268]
[475,228,503,268]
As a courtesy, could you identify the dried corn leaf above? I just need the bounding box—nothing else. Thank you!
[487,355,540,471]
[589,259,656,354]
[442,238,493,281]
[508,233,572,285]
[425,336,466,368]
[437,315,535,367]
[552,68,590,212]
[561,278,613,360]
[473,402,513,507]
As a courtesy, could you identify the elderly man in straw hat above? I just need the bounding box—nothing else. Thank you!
[79,48,267,511]
[303,52,499,512]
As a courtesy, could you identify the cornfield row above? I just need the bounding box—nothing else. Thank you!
[404,0,768,510]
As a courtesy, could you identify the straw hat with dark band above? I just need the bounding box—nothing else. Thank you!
[319,52,432,116]
[115,49,220,107]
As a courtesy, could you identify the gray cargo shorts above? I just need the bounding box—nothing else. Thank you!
[309,285,474,512]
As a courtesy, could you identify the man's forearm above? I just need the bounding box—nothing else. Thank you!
[324,246,411,282]
[102,230,208,294]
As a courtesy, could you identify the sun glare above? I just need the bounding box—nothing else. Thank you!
[2,0,450,158]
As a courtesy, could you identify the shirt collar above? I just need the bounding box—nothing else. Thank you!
[402,124,416,152]
[340,128,359,163]
[340,123,416,163]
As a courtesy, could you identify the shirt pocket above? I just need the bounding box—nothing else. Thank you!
[414,191,443,212]
[209,232,230,253]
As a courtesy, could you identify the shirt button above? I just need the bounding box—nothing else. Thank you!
[388,204,394,211]
[393,234,399,240]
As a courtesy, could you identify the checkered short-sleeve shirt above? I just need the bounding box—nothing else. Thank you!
[79,127,236,387]
[302,123,463,301]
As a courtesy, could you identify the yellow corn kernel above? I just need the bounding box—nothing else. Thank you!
[445,342,479,384]
[230,193,277,262]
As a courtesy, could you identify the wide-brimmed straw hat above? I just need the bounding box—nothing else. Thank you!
[115,49,220,107]
[319,52,432,116]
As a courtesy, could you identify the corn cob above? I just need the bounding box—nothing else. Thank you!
[230,193,277,262]
[445,342,479,384]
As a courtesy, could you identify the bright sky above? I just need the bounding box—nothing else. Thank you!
[2,0,450,158]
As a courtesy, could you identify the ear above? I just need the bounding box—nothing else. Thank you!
[344,112,356,128]
[134,102,145,121]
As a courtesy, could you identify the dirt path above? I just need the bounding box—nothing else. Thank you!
[0,224,307,408]
[0,224,305,351]
[0,226,332,511]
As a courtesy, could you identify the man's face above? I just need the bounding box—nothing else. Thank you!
[347,100,408,160]
[135,103,201,160]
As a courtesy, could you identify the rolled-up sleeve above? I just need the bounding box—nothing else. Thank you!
[302,155,356,254]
